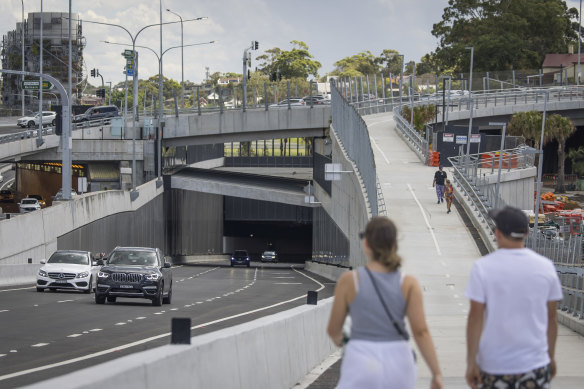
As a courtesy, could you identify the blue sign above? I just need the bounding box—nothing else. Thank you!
[126,69,134,77]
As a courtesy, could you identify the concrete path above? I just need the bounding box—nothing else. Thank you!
[302,112,584,389]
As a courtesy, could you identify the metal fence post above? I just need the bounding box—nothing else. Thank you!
[287,81,291,109]
[264,82,268,111]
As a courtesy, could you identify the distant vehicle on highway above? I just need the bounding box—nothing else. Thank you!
[36,250,99,293]
[95,247,173,306]
[231,249,251,267]
[27,194,46,208]
[0,172,3,183]
[19,198,41,213]
[53,188,78,201]
[269,98,306,108]
[0,190,15,202]
[73,105,119,123]
[17,111,57,128]
[261,250,278,263]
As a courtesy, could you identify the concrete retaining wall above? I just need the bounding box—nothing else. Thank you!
[0,180,163,266]
[305,261,349,282]
[21,297,336,389]
[0,264,42,287]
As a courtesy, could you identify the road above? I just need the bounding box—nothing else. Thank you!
[0,263,334,388]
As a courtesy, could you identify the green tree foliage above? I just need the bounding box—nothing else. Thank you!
[401,105,437,132]
[508,111,576,192]
[256,41,321,79]
[331,51,379,77]
[568,147,584,177]
[431,0,579,73]
[375,49,402,75]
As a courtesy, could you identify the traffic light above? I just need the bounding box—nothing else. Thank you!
[90,69,96,77]
[270,72,276,82]
[96,88,105,98]
[247,70,251,80]
[54,105,62,136]
[254,41,259,50]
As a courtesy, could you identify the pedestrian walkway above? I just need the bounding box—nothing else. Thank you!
[299,112,584,389]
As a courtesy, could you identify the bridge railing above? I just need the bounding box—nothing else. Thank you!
[330,82,378,216]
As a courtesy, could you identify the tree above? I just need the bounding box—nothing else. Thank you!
[568,147,584,177]
[431,0,579,73]
[256,41,321,79]
[375,49,403,75]
[401,105,436,132]
[507,111,576,193]
[331,51,380,77]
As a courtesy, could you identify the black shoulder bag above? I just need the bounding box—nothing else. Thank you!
[364,267,416,362]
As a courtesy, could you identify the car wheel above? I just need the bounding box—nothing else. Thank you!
[107,296,116,303]
[84,277,93,294]
[51,119,56,126]
[36,287,44,293]
[95,294,105,304]
[163,283,172,304]
[27,121,35,128]
[152,284,163,306]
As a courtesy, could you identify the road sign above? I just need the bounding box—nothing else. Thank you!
[122,49,134,58]
[489,122,506,126]
[21,80,54,90]
[126,69,134,77]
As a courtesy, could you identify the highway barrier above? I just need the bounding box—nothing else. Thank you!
[0,263,41,287]
[21,297,336,389]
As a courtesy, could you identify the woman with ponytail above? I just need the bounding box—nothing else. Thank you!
[327,216,443,389]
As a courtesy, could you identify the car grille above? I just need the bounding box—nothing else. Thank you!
[48,272,76,279]
[111,272,143,283]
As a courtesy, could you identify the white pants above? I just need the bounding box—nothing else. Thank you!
[337,339,417,389]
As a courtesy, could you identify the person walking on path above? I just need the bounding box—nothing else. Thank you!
[444,179,454,214]
[327,216,443,389]
[432,166,447,204]
[465,206,563,389]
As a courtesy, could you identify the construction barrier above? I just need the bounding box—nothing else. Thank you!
[428,151,440,167]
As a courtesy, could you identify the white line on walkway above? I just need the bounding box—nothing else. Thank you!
[0,266,325,382]
[407,183,442,256]
[0,286,34,293]
[371,137,390,165]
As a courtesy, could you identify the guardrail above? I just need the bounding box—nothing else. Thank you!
[0,117,116,144]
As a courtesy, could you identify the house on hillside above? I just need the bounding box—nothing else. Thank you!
[218,78,240,85]
[542,52,584,84]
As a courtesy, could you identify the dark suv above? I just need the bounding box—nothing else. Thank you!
[73,105,119,123]
[231,250,250,267]
[95,247,172,306]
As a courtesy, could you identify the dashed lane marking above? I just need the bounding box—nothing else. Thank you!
[0,310,9,313]
[0,286,35,293]
[57,300,74,303]
[89,329,102,332]
[274,283,302,285]
[67,334,82,338]
[31,344,49,348]
[115,322,126,326]
[135,317,146,320]
[407,183,442,256]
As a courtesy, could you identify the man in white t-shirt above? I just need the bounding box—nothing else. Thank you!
[465,206,563,389]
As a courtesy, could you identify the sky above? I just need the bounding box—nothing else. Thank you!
[0,0,581,87]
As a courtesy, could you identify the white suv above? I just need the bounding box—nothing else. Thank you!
[17,111,57,128]
[19,198,41,213]
[37,250,99,293]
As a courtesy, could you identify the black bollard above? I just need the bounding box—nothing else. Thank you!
[171,318,191,344]
[307,291,318,305]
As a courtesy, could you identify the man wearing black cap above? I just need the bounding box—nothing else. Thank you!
[432,165,447,204]
[465,206,563,389]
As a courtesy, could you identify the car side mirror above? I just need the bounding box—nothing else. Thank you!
[163,262,171,268]
[40,259,46,264]
[97,259,105,266]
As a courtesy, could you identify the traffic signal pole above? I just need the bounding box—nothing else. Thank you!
[242,41,258,112]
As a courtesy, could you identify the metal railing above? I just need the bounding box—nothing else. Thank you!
[330,82,379,216]
[0,117,115,144]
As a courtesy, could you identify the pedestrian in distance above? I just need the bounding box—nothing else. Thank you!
[465,206,563,389]
[432,165,447,204]
[327,216,443,389]
[444,179,454,214]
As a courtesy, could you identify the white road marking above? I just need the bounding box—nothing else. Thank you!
[89,329,102,332]
[273,277,295,279]
[67,334,82,338]
[445,274,451,278]
[170,308,178,311]
[31,344,48,348]
[115,322,126,326]
[0,310,9,313]
[206,299,213,302]
[0,355,6,358]
[9,350,17,353]
[154,312,164,315]
[0,266,326,383]
[196,302,203,304]
[407,183,442,256]
[0,286,35,293]
[371,137,390,165]
[274,282,302,285]
[135,317,146,320]
[82,331,89,334]
[57,300,74,303]
[127,320,133,323]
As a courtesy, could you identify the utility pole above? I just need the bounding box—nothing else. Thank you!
[242,40,259,112]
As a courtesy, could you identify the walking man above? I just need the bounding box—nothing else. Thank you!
[432,165,447,204]
[465,206,563,389]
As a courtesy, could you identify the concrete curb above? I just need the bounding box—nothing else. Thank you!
[0,263,40,287]
[20,297,336,389]
[558,310,584,337]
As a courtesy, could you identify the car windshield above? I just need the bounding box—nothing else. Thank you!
[47,252,89,265]
[264,251,275,255]
[108,250,158,266]
[234,250,248,256]
[21,199,37,204]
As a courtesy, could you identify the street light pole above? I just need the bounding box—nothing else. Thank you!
[38,0,44,146]
[534,92,548,232]
[579,0,582,85]
[158,0,163,185]
[465,46,474,171]
[166,8,184,110]
[20,0,25,116]
[398,54,404,114]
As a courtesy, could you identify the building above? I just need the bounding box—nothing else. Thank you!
[1,12,84,114]
[542,53,584,84]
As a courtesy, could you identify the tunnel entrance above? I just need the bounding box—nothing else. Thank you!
[223,197,312,263]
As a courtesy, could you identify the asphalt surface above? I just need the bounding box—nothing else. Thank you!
[0,263,334,389]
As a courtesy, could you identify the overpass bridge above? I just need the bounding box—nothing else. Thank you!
[1,84,584,388]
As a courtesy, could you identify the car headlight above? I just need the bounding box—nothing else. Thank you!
[77,271,89,278]
[97,271,109,278]
[262,255,265,258]
[39,269,47,277]
[145,273,160,280]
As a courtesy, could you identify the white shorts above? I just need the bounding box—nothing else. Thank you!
[337,339,417,389]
